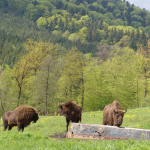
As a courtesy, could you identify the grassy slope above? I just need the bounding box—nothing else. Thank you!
[0,107,150,149]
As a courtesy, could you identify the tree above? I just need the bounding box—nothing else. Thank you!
[0,65,17,116]
[96,44,117,61]
[13,39,54,107]
[103,47,144,108]
[58,47,84,108]
[36,17,47,28]
[140,31,147,47]
[117,35,131,47]
[83,57,111,111]
[32,55,62,115]
[137,40,150,106]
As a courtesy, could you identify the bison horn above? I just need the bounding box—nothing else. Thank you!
[123,109,127,113]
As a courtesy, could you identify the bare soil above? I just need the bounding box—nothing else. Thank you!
[49,132,66,139]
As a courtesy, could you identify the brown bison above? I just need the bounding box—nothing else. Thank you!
[103,100,127,127]
[2,106,39,132]
[58,101,82,132]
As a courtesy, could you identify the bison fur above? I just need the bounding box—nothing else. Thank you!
[2,111,12,131]
[103,100,127,127]
[58,101,82,132]
[2,106,39,132]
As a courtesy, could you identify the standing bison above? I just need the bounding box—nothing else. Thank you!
[2,106,39,132]
[58,101,82,132]
[103,100,127,127]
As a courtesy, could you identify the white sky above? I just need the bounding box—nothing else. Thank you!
[127,0,150,11]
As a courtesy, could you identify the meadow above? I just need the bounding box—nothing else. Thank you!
[0,107,150,150]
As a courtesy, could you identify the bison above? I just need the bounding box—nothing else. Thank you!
[58,101,82,132]
[2,106,39,132]
[103,100,127,127]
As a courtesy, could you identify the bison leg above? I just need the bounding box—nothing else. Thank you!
[75,118,80,123]
[17,123,23,132]
[21,126,24,132]
[8,125,12,130]
[103,120,107,125]
[3,120,8,131]
[18,123,24,132]
[66,118,70,132]
[3,124,8,131]
[108,122,113,126]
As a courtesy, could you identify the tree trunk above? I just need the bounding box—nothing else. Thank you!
[0,92,5,113]
[137,81,139,108]
[144,67,147,106]
[17,85,22,107]
[81,74,84,110]
[45,66,50,116]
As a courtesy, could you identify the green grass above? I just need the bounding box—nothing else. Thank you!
[1,107,150,150]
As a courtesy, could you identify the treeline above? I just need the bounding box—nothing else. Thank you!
[1,0,150,30]
[0,39,150,116]
[0,11,97,67]
[1,0,150,116]
[0,10,149,67]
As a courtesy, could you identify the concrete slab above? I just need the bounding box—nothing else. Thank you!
[70,123,150,140]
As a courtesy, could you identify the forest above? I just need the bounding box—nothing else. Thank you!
[0,0,150,116]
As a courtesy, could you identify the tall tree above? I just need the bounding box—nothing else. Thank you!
[104,47,144,108]
[32,55,62,115]
[59,46,84,108]
[137,40,150,106]
[0,65,17,116]
[13,39,54,106]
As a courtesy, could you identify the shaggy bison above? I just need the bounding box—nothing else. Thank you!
[103,100,127,127]
[2,106,39,132]
[58,101,82,132]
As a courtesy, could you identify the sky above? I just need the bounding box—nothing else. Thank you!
[127,0,150,11]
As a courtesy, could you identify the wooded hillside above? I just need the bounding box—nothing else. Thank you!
[0,0,150,67]
[0,0,150,116]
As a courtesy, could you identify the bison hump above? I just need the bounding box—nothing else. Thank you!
[14,106,38,119]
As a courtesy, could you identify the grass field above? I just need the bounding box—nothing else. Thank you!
[0,107,150,150]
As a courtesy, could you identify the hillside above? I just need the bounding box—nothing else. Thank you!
[0,0,150,67]
[1,0,150,117]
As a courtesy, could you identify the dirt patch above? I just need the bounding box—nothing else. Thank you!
[49,132,67,139]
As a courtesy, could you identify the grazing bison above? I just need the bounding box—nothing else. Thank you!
[58,101,82,132]
[103,100,127,127]
[2,106,39,132]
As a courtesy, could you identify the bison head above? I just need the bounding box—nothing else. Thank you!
[58,104,68,117]
[113,108,127,127]
[58,105,64,116]
[33,113,39,123]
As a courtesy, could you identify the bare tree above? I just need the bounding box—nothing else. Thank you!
[96,44,118,62]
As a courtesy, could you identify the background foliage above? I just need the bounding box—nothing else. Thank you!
[1,0,150,116]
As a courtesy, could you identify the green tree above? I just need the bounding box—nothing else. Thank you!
[117,35,131,47]
[0,65,17,116]
[32,55,62,115]
[36,17,47,28]
[137,40,150,106]
[58,47,84,108]
[13,39,54,107]
[103,47,143,108]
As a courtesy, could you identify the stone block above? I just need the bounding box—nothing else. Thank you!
[71,123,150,140]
